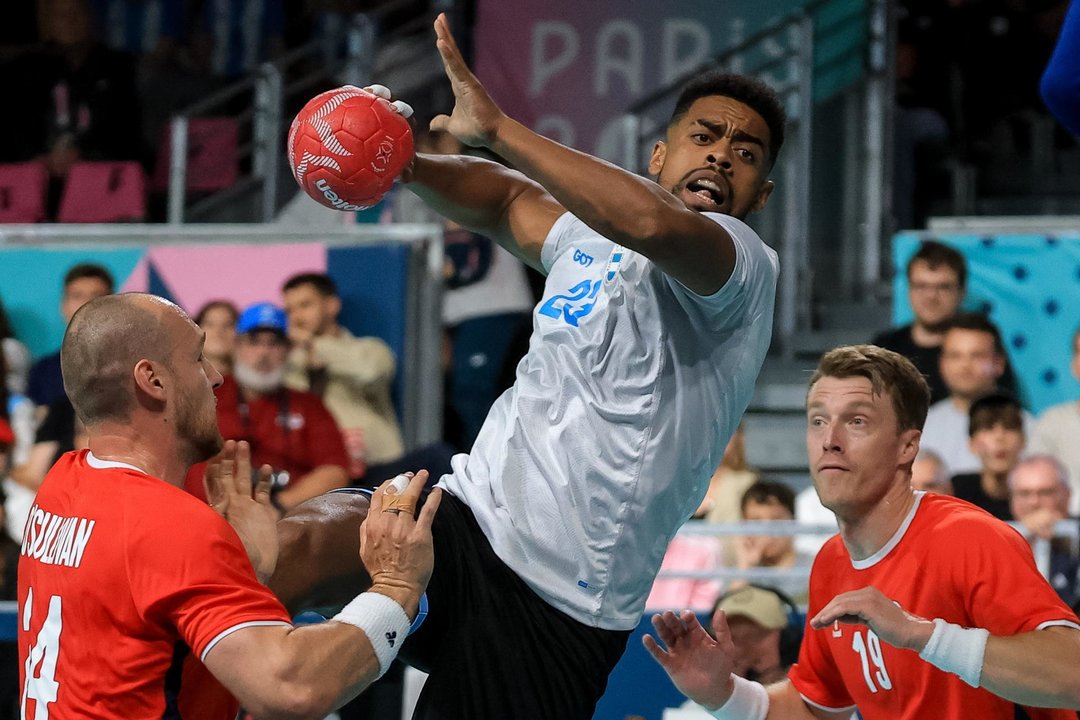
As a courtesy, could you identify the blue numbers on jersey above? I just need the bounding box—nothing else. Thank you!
[539,279,602,327]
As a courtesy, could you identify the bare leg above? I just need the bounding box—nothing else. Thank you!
[268,491,372,615]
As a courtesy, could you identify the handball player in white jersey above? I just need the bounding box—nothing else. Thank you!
[270,14,782,718]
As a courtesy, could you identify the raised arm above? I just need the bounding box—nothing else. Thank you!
[644,609,847,720]
[204,453,443,718]
[404,152,564,272]
[418,13,775,295]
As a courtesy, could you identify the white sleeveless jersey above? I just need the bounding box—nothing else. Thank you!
[439,211,778,630]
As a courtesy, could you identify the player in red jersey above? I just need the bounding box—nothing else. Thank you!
[645,345,1080,719]
[18,293,441,719]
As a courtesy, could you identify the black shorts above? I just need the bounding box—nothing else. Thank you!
[400,492,630,720]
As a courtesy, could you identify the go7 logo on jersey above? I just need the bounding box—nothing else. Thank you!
[539,279,601,327]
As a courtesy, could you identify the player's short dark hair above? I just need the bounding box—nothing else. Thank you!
[943,313,1006,356]
[906,240,966,289]
[740,480,796,517]
[809,345,931,433]
[282,272,338,298]
[1072,325,1080,353]
[669,71,786,168]
[968,392,1024,437]
[63,263,114,293]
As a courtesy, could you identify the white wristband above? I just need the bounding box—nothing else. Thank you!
[707,675,769,720]
[918,618,989,688]
[332,592,411,678]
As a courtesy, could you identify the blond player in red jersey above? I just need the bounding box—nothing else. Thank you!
[645,345,1080,720]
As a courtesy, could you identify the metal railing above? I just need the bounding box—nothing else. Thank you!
[165,2,442,225]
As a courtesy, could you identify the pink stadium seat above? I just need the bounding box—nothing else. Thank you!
[152,117,240,193]
[0,162,48,223]
[57,161,147,223]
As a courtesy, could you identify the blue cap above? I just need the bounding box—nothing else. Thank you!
[236,302,287,335]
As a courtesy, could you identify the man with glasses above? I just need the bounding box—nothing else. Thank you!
[872,240,966,403]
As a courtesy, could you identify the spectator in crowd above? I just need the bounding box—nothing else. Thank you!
[920,313,1032,475]
[2,321,53,547]
[910,448,953,495]
[194,299,239,376]
[699,423,759,523]
[0,298,29,398]
[281,272,404,477]
[8,396,87,542]
[0,0,146,218]
[1008,455,1079,608]
[26,262,113,411]
[872,240,966,403]
[1030,326,1080,513]
[187,302,350,512]
[732,480,814,603]
[950,392,1027,521]
[1042,0,1080,135]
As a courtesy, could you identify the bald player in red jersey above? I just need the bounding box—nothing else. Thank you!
[18,293,440,719]
[645,345,1080,720]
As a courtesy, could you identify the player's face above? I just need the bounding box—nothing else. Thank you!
[806,376,920,518]
[61,276,111,322]
[939,329,1004,399]
[170,320,225,463]
[969,423,1024,475]
[283,285,336,337]
[648,96,774,220]
[907,261,962,330]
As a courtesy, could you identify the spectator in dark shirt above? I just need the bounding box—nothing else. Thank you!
[873,240,965,403]
[950,392,1026,521]
[26,263,113,411]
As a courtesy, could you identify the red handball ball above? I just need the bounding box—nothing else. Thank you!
[287,86,414,211]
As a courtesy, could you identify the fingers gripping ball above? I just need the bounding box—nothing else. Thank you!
[287,86,414,211]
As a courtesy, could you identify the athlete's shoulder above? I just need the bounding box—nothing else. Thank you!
[915,492,1028,551]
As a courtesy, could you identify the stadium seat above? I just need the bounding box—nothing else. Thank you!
[0,162,48,223]
[57,161,147,223]
[152,117,240,193]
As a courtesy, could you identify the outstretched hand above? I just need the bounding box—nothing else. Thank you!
[205,440,279,583]
[361,471,442,618]
[642,609,738,711]
[810,586,935,652]
[429,12,505,148]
